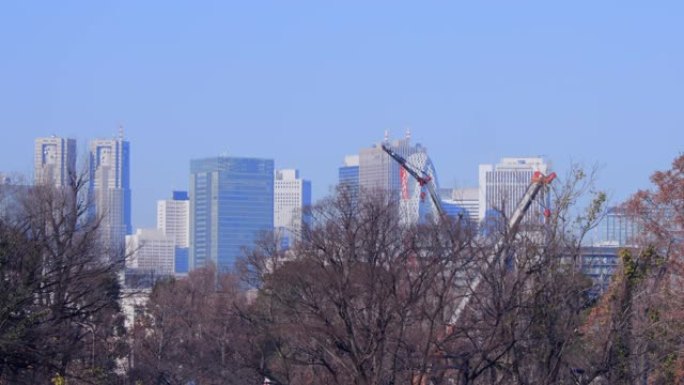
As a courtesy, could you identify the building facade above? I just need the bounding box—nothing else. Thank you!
[580,246,621,297]
[190,157,274,271]
[338,155,360,196]
[157,191,190,274]
[274,169,311,247]
[593,206,639,247]
[89,135,131,253]
[125,228,175,275]
[351,132,444,224]
[450,187,480,225]
[478,157,549,224]
[34,136,77,187]
[358,134,416,198]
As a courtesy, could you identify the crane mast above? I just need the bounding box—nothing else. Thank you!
[380,143,447,218]
[450,170,556,324]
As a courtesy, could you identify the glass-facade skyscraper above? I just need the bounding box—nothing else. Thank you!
[190,157,274,271]
[338,155,359,197]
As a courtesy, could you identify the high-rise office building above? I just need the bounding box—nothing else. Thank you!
[478,157,549,224]
[157,191,190,248]
[125,228,175,275]
[89,134,131,252]
[157,191,190,274]
[338,155,360,195]
[355,132,442,224]
[359,133,416,197]
[190,156,274,271]
[274,169,311,247]
[34,136,76,187]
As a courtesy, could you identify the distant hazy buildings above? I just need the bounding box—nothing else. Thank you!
[274,169,311,247]
[353,132,446,224]
[593,206,639,247]
[34,136,76,187]
[479,157,549,223]
[157,191,190,274]
[125,229,175,275]
[89,134,132,252]
[450,187,480,224]
[190,156,274,271]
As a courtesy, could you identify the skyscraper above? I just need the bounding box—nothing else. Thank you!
[190,156,274,271]
[157,191,190,248]
[359,133,415,197]
[338,155,360,196]
[478,157,549,223]
[89,134,131,252]
[355,132,442,224]
[274,169,311,247]
[34,136,76,187]
[157,191,190,274]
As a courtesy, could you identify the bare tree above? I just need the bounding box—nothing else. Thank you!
[240,188,478,385]
[129,265,259,385]
[575,154,684,385]
[0,174,126,384]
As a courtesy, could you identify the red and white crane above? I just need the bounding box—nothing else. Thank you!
[450,169,556,324]
[380,143,447,219]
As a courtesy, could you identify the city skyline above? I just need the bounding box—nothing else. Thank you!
[1,2,683,229]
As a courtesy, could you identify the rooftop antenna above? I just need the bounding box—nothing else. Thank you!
[384,129,390,143]
[118,124,124,140]
[405,127,411,141]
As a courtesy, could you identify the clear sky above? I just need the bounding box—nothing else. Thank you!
[1,1,682,228]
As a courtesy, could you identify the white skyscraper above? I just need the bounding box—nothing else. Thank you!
[274,169,311,246]
[125,229,175,275]
[478,157,549,223]
[34,136,76,187]
[157,191,190,248]
[89,134,131,252]
[157,191,190,274]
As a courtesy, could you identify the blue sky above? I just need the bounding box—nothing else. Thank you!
[1,1,682,228]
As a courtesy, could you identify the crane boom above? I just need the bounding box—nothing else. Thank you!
[380,143,447,218]
[450,170,556,324]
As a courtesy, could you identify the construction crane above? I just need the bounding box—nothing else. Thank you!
[450,169,556,324]
[380,143,447,218]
